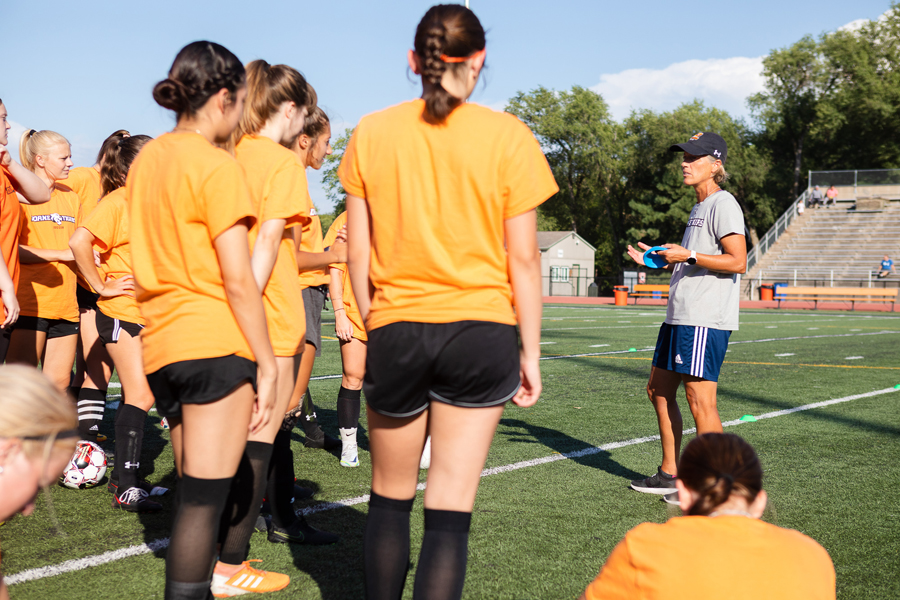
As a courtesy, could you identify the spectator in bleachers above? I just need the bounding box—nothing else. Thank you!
[796,198,805,215]
[877,255,895,279]
[810,185,824,208]
[825,185,838,206]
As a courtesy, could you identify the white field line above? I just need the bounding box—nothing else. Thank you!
[10,386,899,586]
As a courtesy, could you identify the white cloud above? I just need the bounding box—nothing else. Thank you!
[591,56,766,121]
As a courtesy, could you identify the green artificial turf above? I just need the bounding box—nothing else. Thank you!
[2,305,899,598]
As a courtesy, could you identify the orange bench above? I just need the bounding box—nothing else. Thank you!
[777,286,898,311]
[629,284,670,304]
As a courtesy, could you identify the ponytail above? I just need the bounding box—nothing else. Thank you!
[153,41,245,120]
[100,135,152,196]
[96,130,130,167]
[678,433,763,517]
[230,60,312,149]
[414,4,485,123]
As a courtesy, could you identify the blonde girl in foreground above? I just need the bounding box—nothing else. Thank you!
[0,364,78,600]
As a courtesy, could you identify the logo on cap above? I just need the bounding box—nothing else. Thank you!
[689,133,704,141]
[714,150,721,157]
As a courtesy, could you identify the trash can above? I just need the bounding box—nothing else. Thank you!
[773,282,787,300]
[614,285,629,306]
[588,282,599,297]
[760,284,774,301]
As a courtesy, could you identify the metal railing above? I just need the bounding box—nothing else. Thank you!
[747,269,899,299]
[809,168,900,189]
[746,188,810,273]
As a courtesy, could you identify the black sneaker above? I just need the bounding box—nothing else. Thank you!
[112,486,163,513]
[255,514,271,533]
[303,428,341,450]
[630,467,677,495]
[267,517,339,545]
[108,478,169,497]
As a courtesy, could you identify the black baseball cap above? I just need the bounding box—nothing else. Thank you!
[668,132,727,164]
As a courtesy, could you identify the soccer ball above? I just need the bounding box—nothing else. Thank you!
[61,441,107,489]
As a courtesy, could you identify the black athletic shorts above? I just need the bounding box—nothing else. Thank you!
[0,327,10,363]
[147,355,257,418]
[14,316,79,339]
[76,285,100,311]
[364,321,520,417]
[302,285,327,357]
[95,310,144,345]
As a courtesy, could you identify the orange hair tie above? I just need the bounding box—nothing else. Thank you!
[440,48,486,63]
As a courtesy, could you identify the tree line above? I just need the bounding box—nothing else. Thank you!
[323,5,900,275]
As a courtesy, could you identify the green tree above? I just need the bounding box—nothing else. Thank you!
[321,127,354,216]
[506,86,628,273]
[748,35,837,203]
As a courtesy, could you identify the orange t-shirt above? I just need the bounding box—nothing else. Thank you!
[128,132,256,374]
[324,211,365,341]
[17,183,80,321]
[338,99,558,331]
[0,166,20,291]
[583,516,835,600]
[235,135,308,357]
[295,167,328,289]
[81,187,143,325]
[66,166,103,291]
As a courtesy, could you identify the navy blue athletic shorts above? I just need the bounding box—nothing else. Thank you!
[652,322,730,382]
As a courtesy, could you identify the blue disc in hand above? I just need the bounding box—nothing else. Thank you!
[642,246,669,269]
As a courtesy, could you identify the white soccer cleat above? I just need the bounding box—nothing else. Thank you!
[340,428,359,468]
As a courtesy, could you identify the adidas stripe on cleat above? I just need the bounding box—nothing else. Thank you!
[211,560,289,597]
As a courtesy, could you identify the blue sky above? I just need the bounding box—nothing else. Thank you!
[2,0,893,211]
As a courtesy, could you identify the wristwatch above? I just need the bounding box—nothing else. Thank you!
[687,250,697,265]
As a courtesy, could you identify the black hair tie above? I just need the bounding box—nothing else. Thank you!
[720,473,734,485]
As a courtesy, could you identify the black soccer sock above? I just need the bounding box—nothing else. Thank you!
[218,441,273,565]
[77,387,107,441]
[364,491,415,600]
[266,429,296,529]
[166,474,231,584]
[337,387,362,430]
[300,389,321,435]
[164,579,214,600]
[113,404,148,493]
[412,509,472,600]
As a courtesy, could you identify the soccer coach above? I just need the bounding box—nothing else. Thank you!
[625,132,747,503]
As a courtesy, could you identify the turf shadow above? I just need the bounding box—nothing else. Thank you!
[283,503,367,599]
[498,419,646,480]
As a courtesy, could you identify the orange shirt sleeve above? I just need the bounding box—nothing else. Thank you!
[261,161,305,228]
[203,161,255,239]
[82,198,120,253]
[500,118,559,219]
[582,539,639,600]
[337,129,366,199]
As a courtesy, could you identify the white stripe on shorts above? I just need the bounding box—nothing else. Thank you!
[691,327,708,378]
[112,319,121,342]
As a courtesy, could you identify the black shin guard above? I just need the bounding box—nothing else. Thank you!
[113,404,148,492]
[77,387,107,442]
[266,430,296,528]
[337,387,362,429]
[364,491,415,600]
[412,509,472,600]
[166,475,231,586]
[218,441,273,565]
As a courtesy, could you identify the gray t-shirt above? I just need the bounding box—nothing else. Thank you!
[666,190,745,331]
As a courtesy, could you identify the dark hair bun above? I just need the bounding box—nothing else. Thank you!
[153,78,188,113]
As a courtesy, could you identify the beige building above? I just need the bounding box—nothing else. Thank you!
[538,231,597,296]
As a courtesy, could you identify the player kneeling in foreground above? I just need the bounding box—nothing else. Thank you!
[626,132,746,504]
[581,433,835,600]
[0,365,78,598]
